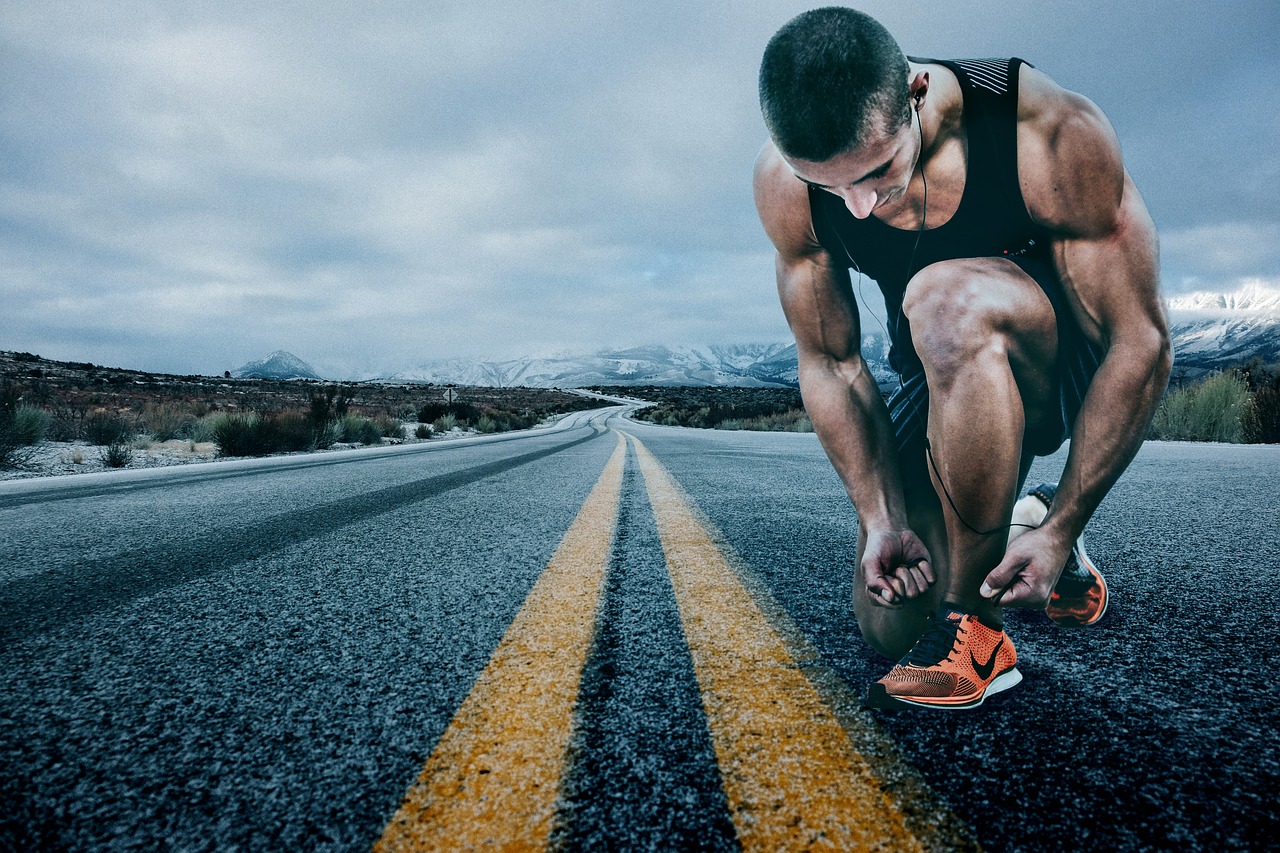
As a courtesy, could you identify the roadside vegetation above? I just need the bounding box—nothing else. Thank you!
[600,356,1280,446]
[0,386,51,468]
[0,351,605,471]
[593,385,812,432]
[1150,359,1280,444]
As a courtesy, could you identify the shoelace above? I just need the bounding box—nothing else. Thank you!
[902,616,965,667]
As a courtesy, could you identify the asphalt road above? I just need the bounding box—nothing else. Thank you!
[2,406,1277,851]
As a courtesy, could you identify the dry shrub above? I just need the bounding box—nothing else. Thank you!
[1150,371,1249,442]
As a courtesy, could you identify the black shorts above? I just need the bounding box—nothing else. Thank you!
[884,252,1104,474]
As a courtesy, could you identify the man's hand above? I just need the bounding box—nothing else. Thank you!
[981,526,1073,608]
[862,528,934,609]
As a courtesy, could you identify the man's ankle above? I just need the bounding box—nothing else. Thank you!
[938,597,1002,629]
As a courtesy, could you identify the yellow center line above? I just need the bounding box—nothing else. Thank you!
[628,432,943,852]
[375,431,627,852]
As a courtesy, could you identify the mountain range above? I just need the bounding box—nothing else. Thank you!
[239,283,1279,387]
[1164,281,1280,376]
[381,337,894,389]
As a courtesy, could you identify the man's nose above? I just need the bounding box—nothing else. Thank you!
[835,186,877,219]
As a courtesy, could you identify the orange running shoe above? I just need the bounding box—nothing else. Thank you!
[1012,483,1110,628]
[866,606,1021,710]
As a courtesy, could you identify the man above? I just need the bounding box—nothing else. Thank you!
[753,7,1171,709]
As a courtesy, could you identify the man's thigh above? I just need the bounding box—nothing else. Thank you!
[902,256,1061,434]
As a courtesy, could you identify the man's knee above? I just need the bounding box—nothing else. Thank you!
[853,583,930,661]
[902,259,1055,383]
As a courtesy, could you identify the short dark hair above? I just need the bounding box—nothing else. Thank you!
[759,7,911,162]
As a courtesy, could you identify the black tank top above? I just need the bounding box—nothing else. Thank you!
[809,57,1053,374]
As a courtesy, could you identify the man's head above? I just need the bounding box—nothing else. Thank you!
[759,7,911,163]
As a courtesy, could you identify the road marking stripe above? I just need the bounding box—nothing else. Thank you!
[628,433,929,852]
[375,431,626,852]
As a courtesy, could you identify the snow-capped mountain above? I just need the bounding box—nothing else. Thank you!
[1167,281,1280,373]
[233,350,322,380]
[381,337,895,389]
[239,283,1279,390]
[392,343,802,388]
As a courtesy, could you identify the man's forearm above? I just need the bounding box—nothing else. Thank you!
[1045,330,1171,544]
[799,353,909,531]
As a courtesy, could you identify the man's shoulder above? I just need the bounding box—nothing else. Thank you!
[752,142,800,204]
[1014,67,1125,237]
[753,142,821,258]
[1015,64,1095,126]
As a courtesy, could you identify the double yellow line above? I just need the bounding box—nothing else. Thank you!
[376,431,976,852]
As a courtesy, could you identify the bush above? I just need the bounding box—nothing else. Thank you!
[1,401,51,468]
[610,386,808,432]
[85,410,133,446]
[142,404,191,441]
[213,411,316,457]
[420,401,479,424]
[188,414,219,443]
[8,404,51,445]
[308,387,349,430]
[213,413,265,457]
[272,411,316,451]
[100,442,132,468]
[338,413,383,445]
[373,414,404,439]
[414,423,432,439]
[315,420,341,450]
[476,414,499,434]
[1150,371,1250,442]
[418,402,448,424]
[432,413,457,433]
[1239,360,1280,444]
[47,406,86,441]
[1244,387,1280,444]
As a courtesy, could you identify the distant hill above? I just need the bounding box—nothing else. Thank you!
[232,351,321,381]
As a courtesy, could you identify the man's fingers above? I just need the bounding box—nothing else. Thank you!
[980,556,1019,600]
[987,582,1014,606]
[981,556,1052,609]
[864,572,904,609]
[894,567,922,599]
[867,583,902,608]
[902,562,934,597]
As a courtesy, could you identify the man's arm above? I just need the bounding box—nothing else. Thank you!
[753,143,934,607]
[982,69,1173,607]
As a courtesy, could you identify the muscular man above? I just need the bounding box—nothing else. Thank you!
[753,8,1171,709]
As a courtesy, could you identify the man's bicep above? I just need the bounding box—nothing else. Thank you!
[776,249,862,363]
[1052,172,1165,349]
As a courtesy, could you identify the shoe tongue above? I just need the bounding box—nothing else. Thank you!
[901,607,966,667]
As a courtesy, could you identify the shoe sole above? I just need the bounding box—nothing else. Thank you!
[1013,485,1110,629]
[1049,539,1109,628]
[865,667,1023,711]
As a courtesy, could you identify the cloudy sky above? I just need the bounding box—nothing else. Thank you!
[3,1,1277,377]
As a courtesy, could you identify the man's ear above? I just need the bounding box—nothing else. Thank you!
[908,70,930,110]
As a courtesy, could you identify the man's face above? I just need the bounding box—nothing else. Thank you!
[784,111,918,220]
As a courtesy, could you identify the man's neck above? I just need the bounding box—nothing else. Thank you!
[909,60,965,162]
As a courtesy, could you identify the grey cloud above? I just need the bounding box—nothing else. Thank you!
[2,1,1276,374]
